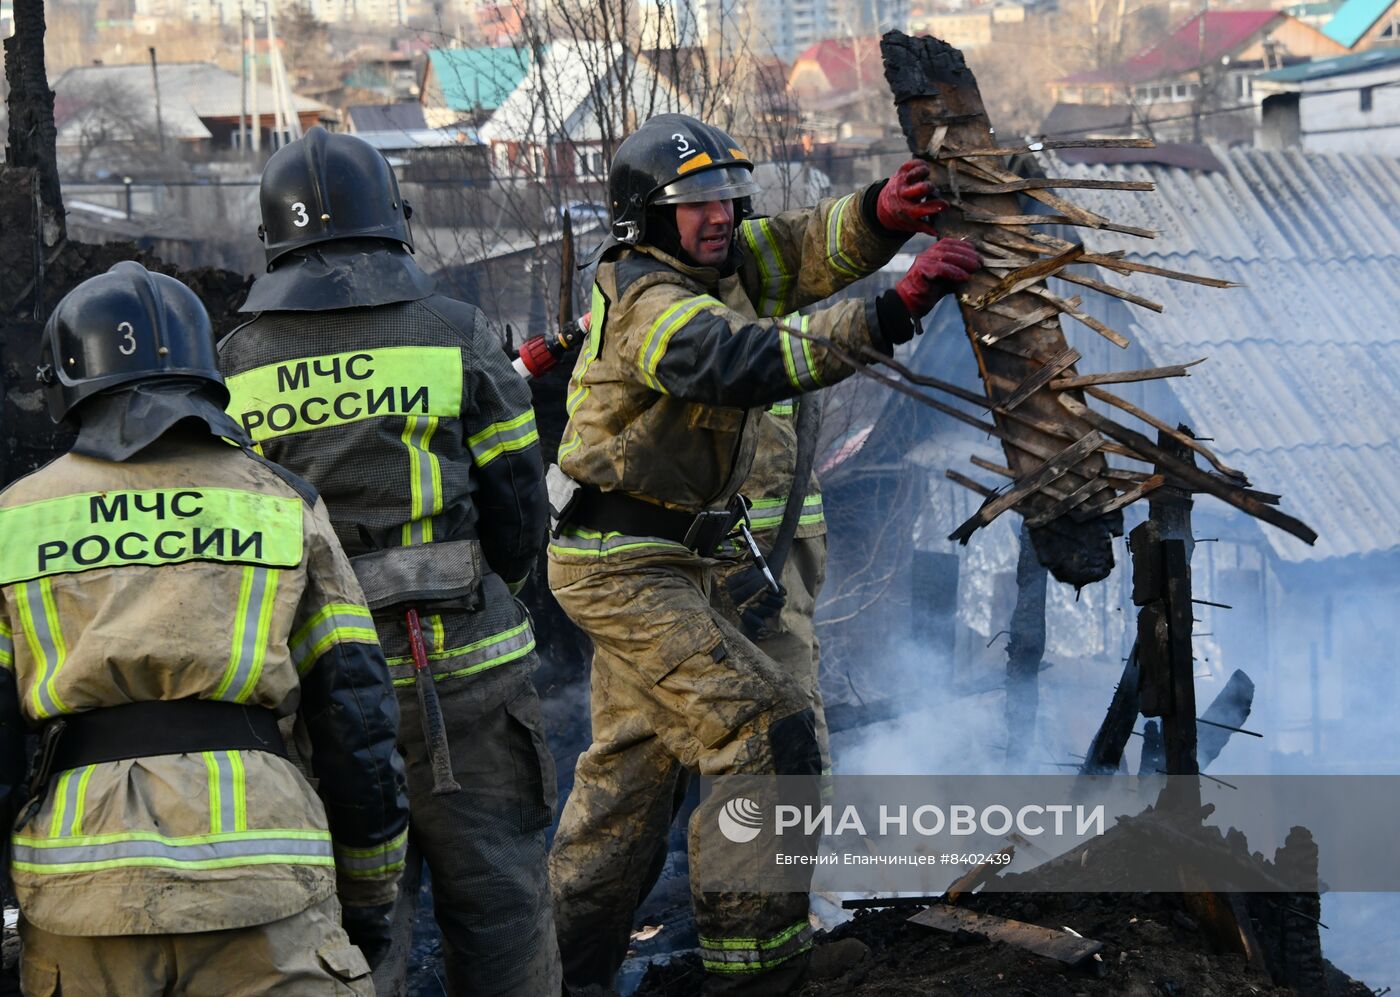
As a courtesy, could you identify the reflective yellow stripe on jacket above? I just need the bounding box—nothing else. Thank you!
[387,620,535,686]
[11,828,334,876]
[739,218,794,317]
[746,494,824,532]
[638,295,715,392]
[15,578,68,719]
[400,415,442,545]
[290,603,379,675]
[776,313,822,392]
[547,526,688,561]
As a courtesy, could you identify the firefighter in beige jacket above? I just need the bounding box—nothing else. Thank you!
[547,114,980,995]
[0,263,409,996]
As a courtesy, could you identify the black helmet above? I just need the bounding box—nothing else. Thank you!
[38,261,226,423]
[608,113,761,245]
[257,126,413,269]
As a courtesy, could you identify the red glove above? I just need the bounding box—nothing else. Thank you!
[876,160,949,236]
[894,238,982,317]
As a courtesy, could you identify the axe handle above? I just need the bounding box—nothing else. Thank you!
[405,607,461,796]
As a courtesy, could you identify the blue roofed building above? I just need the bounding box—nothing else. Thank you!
[420,46,537,129]
[1321,0,1400,47]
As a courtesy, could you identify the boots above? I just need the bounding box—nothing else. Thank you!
[699,938,871,995]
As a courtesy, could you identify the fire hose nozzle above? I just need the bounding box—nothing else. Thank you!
[513,315,589,380]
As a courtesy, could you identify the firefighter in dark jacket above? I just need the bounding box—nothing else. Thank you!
[547,113,980,995]
[1,262,408,996]
[218,128,559,997]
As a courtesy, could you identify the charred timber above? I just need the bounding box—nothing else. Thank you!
[881,31,1121,585]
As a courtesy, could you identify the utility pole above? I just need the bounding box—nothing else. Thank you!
[250,8,261,155]
[240,11,250,154]
[266,0,287,147]
[149,47,166,154]
[1192,3,1208,144]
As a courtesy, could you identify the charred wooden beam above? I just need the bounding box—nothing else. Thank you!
[882,31,1122,586]
[949,431,1105,542]
[999,346,1081,411]
[1050,359,1203,390]
[1081,387,1246,482]
[908,905,1105,966]
[946,468,997,498]
[936,137,1157,158]
[1079,646,1141,775]
[945,844,1016,902]
[1061,396,1316,546]
[1197,669,1256,770]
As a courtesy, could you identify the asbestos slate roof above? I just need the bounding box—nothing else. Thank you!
[53,62,326,125]
[1041,146,1400,563]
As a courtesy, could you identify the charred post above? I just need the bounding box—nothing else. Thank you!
[1004,521,1048,764]
[1152,428,1200,777]
[4,0,65,252]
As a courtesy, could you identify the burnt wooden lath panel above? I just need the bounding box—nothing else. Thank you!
[847,31,1318,586]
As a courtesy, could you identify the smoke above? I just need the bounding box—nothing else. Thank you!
[816,497,1400,990]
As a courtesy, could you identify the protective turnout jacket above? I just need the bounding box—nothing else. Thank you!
[0,431,408,936]
[219,269,548,687]
[558,183,906,517]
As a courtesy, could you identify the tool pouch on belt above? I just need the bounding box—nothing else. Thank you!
[563,486,747,557]
[350,538,484,613]
[15,720,67,830]
[683,496,746,556]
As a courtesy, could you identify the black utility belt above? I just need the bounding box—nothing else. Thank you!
[567,487,746,555]
[39,700,287,776]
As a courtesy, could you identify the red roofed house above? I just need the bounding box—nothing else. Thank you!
[789,38,884,103]
[789,38,894,145]
[1052,10,1345,142]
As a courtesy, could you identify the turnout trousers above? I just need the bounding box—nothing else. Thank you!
[714,535,830,774]
[373,660,561,997]
[19,897,373,996]
[547,538,821,995]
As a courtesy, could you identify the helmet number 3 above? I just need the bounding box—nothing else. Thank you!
[673,133,697,160]
[291,201,311,228]
[117,321,137,356]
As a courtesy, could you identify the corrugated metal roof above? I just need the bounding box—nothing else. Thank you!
[1040,145,1400,562]
[1256,45,1400,82]
[347,102,427,132]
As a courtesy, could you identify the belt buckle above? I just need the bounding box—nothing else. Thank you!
[683,509,737,555]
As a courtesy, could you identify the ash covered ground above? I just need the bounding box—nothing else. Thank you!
[634,894,1372,997]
